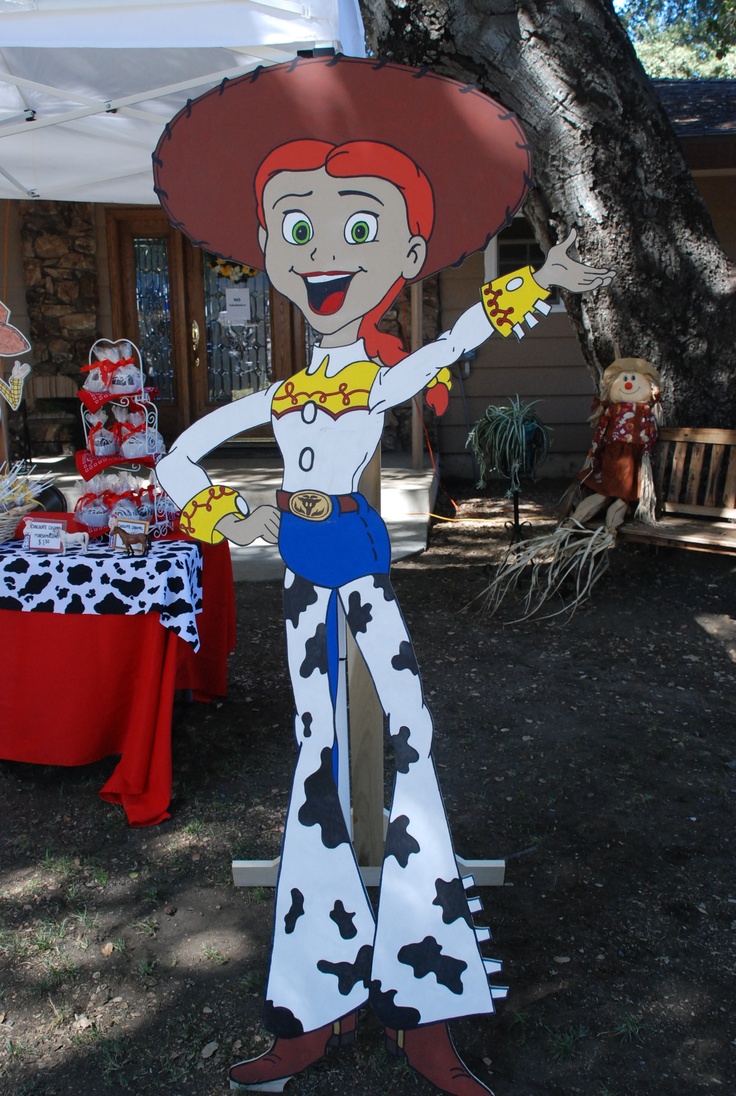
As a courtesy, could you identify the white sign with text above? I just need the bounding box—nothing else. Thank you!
[24,518,66,553]
[225,286,252,325]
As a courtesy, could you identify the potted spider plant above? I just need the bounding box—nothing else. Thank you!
[467,395,550,540]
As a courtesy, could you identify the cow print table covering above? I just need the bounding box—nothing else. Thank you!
[0,540,203,649]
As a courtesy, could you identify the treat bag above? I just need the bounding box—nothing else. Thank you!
[110,361,141,395]
[86,410,118,457]
[119,410,149,458]
[75,492,110,529]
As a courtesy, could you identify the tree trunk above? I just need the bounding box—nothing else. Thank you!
[360,0,736,427]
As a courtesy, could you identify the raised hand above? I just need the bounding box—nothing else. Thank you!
[0,360,31,411]
[534,228,615,293]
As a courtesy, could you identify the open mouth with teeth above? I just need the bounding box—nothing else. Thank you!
[300,272,355,316]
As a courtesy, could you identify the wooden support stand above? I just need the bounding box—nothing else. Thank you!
[232,831,505,888]
[411,281,424,472]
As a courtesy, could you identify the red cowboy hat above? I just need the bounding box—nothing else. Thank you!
[0,302,31,357]
[153,55,533,281]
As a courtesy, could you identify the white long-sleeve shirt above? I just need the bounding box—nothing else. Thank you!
[155,303,493,509]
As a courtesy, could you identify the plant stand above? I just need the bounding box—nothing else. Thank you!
[505,488,533,545]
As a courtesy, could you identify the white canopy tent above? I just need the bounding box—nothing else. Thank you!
[0,3,411,862]
[0,0,366,204]
[0,4,433,841]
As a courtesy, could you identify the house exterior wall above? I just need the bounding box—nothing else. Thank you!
[0,199,101,454]
[16,199,98,378]
[692,172,736,260]
[437,251,596,480]
[1,127,733,467]
[437,154,735,482]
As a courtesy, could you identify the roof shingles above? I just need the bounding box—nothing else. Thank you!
[656,79,736,137]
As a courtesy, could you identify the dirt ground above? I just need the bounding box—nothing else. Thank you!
[1,478,734,1096]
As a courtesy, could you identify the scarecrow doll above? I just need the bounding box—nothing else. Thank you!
[480,357,660,622]
[152,56,614,1095]
[569,356,660,530]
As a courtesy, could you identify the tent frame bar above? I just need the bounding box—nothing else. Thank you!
[0,47,322,139]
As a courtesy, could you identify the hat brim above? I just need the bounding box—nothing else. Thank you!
[153,55,533,281]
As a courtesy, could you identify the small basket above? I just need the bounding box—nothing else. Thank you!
[0,503,37,543]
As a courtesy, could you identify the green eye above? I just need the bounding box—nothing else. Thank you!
[282,211,313,245]
[345,212,378,245]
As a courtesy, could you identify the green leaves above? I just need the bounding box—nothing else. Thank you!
[617,0,736,76]
[467,396,551,494]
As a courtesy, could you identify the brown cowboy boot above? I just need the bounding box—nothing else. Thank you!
[385,1021,494,1096]
[229,1011,357,1092]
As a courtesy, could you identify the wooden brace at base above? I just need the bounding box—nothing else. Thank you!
[233,805,505,889]
[232,855,506,889]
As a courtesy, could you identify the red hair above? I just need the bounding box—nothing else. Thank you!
[255,139,435,367]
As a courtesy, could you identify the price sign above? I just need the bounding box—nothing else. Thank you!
[24,518,66,552]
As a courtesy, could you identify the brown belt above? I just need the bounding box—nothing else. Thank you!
[276,489,359,522]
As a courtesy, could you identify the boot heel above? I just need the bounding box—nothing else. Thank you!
[384,1027,405,1058]
[327,1011,357,1048]
[385,1022,495,1095]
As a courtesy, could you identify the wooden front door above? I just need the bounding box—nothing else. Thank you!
[105,207,306,445]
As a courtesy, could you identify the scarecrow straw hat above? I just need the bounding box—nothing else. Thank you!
[601,357,660,390]
[153,55,533,281]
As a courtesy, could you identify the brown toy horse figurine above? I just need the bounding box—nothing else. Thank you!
[110,518,150,557]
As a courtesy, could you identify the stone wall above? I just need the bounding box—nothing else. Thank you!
[19,200,99,378]
[15,201,99,454]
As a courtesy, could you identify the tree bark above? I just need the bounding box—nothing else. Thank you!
[360,0,736,427]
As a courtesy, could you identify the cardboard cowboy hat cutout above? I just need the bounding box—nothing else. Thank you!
[154,55,533,282]
[153,55,614,1095]
[0,302,31,412]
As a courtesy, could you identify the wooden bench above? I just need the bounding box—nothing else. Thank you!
[618,426,736,555]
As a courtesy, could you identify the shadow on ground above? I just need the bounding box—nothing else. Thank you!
[1,479,734,1095]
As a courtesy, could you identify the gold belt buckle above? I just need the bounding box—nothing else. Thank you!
[288,490,333,521]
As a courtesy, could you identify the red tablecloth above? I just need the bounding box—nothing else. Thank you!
[0,540,235,826]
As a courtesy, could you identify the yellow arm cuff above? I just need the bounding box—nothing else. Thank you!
[180,485,243,544]
[0,374,26,412]
[480,265,551,339]
[426,367,452,392]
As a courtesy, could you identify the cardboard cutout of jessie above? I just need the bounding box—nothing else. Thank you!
[153,56,614,1095]
[0,302,31,412]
